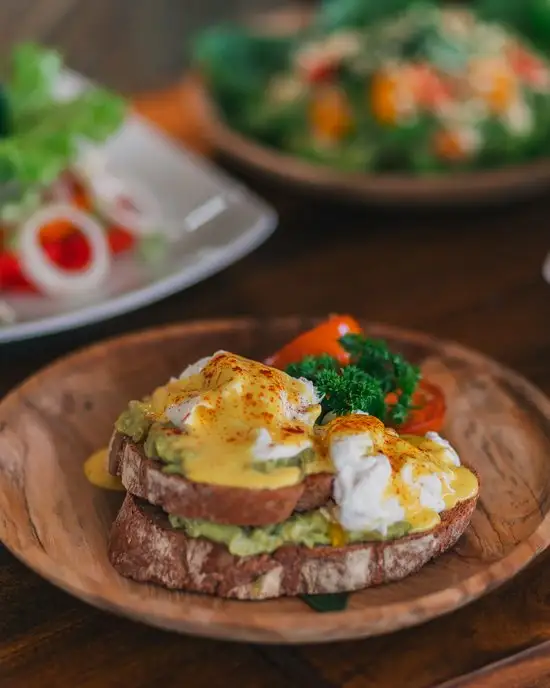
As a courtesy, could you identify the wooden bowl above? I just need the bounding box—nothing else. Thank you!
[194,7,550,207]
[1,317,550,643]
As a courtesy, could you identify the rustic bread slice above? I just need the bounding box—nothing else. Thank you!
[108,491,478,600]
[108,431,333,527]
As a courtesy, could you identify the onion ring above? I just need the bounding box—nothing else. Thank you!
[18,203,111,297]
[0,301,16,324]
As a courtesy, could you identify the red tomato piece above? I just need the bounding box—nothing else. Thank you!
[107,226,136,255]
[41,233,92,272]
[60,232,92,270]
[0,251,39,292]
[394,380,446,435]
[305,60,335,83]
[409,64,452,109]
[508,45,550,88]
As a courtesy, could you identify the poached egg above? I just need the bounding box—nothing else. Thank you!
[324,414,478,536]
[141,351,322,489]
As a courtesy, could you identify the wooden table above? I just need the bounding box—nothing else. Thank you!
[2,1,550,686]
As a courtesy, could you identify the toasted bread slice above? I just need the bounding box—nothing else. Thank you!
[109,431,333,527]
[108,491,478,600]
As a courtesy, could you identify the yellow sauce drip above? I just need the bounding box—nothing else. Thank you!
[406,467,479,533]
[408,509,441,533]
[329,522,348,547]
[144,352,322,489]
[444,466,480,509]
[83,449,124,491]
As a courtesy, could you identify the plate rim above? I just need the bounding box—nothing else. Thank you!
[1,317,550,643]
[0,207,276,343]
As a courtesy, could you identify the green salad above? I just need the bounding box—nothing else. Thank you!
[194,0,550,174]
[0,44,167,307]
[0,43,124,192]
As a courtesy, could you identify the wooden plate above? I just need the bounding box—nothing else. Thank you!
[194,7,550,207]
[1,317,550,644]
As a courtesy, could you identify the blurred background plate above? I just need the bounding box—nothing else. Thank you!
[0,71,277,344]
[193,5,550,207]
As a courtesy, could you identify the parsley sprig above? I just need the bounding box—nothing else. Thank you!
[285,334,421,425]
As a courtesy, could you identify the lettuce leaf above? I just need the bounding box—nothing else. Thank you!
[301,593,349,611]
[0,43,125,188]
[8,43,64,119]
[314,0,436,33]
[193,27,293,128]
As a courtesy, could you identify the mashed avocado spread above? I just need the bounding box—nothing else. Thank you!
[115,406,190,474]
[115,404,313,478]
[168,509,411,556]
[115,403,151,443]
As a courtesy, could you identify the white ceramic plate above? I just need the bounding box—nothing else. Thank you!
[0,71,277,343]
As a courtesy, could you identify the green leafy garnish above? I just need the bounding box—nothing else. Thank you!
[193,27,294,134]
[286,354,385,419]
[0,43,125,189]
[314,0,435,34]
[285,335,421,425]
[340,334,421,425]
[301,593,349,612]
[0,87,12,139]
[316,365,387,419]
[286,354,339,380]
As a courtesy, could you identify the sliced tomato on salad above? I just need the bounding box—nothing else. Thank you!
[107,225,136,255]
[0,251,38,292]
[265,314,363,368]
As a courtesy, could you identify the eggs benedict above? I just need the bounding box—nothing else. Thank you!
[96,326,478,600]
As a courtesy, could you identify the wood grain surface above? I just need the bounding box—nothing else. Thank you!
[1,0,550,686]
[1,319,548,644]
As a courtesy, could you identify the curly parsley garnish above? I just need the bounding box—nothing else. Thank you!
[339,334,421,424]
[285,335,421,425]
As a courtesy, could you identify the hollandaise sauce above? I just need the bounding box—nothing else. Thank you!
[121,351,323,489]
[84,448,124,491]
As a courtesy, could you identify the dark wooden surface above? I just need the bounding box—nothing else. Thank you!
[2,1,550,687]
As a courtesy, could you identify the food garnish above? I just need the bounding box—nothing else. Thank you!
[270,317,429,429]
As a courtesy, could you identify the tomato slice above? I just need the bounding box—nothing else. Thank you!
[107,225,136,255]
[266,314,362,369]
[0,251,38,292]
[394,380,446,435]
[39,219,76,243]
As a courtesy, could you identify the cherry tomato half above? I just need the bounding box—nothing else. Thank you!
[394,379,446,435]
[0,251,38,292]
[107,225,136,255]
[266,314,362,369]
